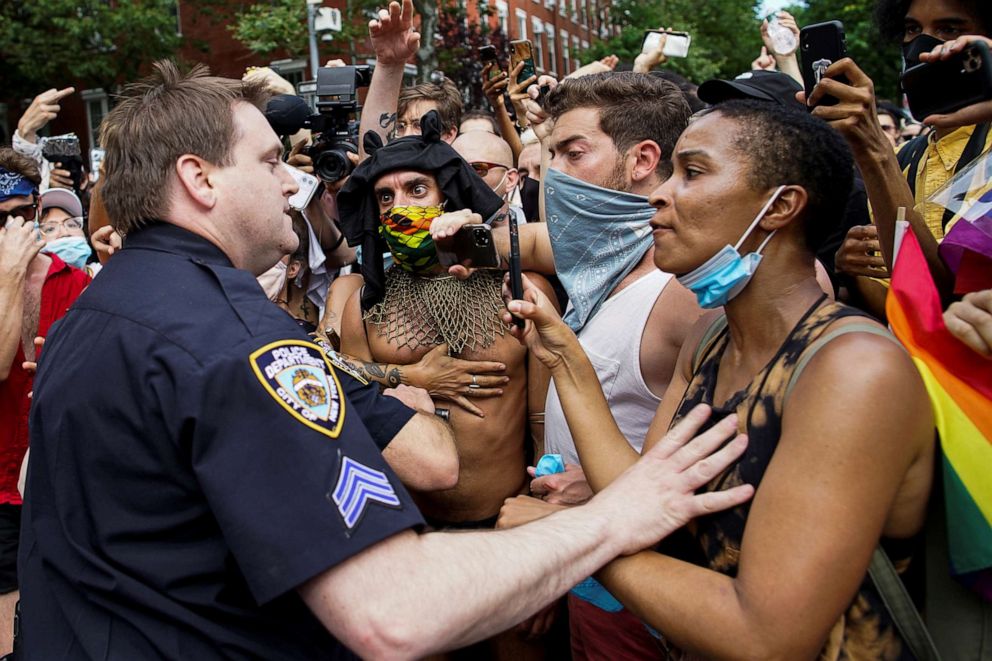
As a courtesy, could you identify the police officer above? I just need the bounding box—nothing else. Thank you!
[19,59,753,659]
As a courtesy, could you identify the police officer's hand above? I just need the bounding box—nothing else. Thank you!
[407,343,508,418]
[528,463,594,506]
[383,383,435,414]
[800,58,890,160]
[287,139,314,175]
[835,225,889,278]
[592,405,753,556]
[1,216,45,277]
[369,0,420,66]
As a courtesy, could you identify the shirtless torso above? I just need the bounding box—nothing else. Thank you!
[342,270,557,524]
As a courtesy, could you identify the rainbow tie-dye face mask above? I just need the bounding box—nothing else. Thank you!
[379,205,445,273]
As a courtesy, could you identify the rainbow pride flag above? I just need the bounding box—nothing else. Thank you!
[887,231,992,601]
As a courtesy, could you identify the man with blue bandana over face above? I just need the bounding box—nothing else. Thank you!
[437,70,706,659]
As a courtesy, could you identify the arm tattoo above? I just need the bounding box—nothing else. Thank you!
[379,112,397,130]
[386,367,402,388]
[362,361,387,379]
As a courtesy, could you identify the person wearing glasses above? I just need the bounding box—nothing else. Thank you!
[0,148,89,656]
[452,130,525,228]
[37,188,97,276]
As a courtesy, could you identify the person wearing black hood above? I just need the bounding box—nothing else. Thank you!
[811,0,992,320]
[338,112,559,540]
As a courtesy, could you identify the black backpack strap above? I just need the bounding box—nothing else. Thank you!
[897,134,931,198]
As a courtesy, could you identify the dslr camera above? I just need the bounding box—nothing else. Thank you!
[306,65,371,184]
[265,65,371,184]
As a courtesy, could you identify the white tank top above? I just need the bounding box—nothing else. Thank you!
[545,270,672,465]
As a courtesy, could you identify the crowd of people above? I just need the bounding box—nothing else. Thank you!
[1,0,991,658]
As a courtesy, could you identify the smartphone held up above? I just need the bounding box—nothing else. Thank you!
[641,30,691,59]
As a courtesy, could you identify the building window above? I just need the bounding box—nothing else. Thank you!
[171,0,182,36]
[545,23,556,74]
[560,29,570,72]
[496,0,509,34]
[515,9,527,40]
[531,18,545,70]
[81,89,109,152]
[544,0,554,11]
[573,35,581,64]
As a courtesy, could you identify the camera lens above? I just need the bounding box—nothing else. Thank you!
[474,229,490,246]
[313,148,353,184]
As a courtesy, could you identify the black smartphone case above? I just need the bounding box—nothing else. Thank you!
[436,225,501,269]
[799,20,848,106]
[902,42,992,119]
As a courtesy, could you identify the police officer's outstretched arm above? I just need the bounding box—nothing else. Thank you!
[297,409,753,659]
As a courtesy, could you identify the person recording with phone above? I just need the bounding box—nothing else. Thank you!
[809,0,992,320]
[337,111,562,657]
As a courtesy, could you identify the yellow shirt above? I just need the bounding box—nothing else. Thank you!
[897,124,992,240]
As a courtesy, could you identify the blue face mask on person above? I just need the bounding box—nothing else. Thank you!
[543,168,656,331]
[676,185,785,309]
[44,236,92,269]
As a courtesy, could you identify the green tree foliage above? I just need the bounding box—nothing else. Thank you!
[229,0,310,58]
[435,2,509,96]
[785,1,902,101]
[582,0,764,84]
[0,0,183,100]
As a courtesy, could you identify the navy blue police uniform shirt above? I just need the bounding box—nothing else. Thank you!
[19,223,423,660]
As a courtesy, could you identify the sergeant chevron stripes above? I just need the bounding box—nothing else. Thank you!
[333,457,401,529]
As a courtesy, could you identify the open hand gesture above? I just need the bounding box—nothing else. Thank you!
[369,0,420,65]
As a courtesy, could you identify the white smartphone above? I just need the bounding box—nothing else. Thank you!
[641,30,691,58]
[285,163,320,211]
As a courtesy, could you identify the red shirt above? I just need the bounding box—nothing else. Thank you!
[0,255,89,505]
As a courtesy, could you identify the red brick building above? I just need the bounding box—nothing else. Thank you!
[4,0,615,159]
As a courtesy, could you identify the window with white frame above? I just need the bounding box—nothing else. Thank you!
[559,0,566,17]
[545,24,556,74]
[560,29,570,72]
[573,35,581,65]
[544,0,554,11]
[496,0,509,34]
[516,8,528,39]
[171,0,182,36]
[531,18,545,70]
[81,89,109,151]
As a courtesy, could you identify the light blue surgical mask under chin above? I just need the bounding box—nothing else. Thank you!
[43,236,92,270]
[544,167,657,331]
[676,185,785,309]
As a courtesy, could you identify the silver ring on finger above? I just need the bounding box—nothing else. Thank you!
[469,375,480,389]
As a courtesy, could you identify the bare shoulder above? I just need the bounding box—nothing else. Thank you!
[784,316,933,456]
[644,280,713,382]
[523,271,561,313]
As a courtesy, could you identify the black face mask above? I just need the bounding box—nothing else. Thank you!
[901,33,944,70]
[519,176,540,221]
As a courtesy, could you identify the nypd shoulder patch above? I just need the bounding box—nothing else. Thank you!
[250,340,346,438]
[332,456,402,529]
